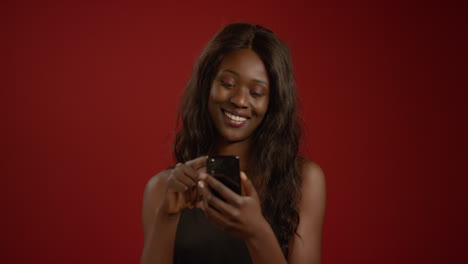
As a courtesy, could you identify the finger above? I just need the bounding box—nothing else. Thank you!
[184,185,198,206]
[166,192,186,214]
[196,182,204,202]
[199,178,239,217]
[205,175,242,206]
[198,167,207,174]
[185,156,208,170]
[175,163,198,183]
[206,192,241,220]
[168,178,189,193]
[172,167,196,188]
[240,171,259,199]
[241,171,246,196]
[204,203,235,231]
[198,172,209,181]
[180,162,200,179]
[198,180,212,202]
[198,182,235,227]
[197,180,212,210]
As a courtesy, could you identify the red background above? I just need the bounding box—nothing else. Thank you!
[3,1,467,263]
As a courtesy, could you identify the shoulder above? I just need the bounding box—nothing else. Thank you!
[297,157,326,212]
[288,158,326,263]
[143,169,172,210]
[287,158,326,262]
[143,169,173,211]
[142,169,172,239]
[144,169,171,196]
[299,158,325,187]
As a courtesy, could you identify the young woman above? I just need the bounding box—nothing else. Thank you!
[140,23,326,264]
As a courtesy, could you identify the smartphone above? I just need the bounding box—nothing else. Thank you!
[206,156,241,199]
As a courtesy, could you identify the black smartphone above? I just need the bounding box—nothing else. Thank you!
[206,156,241,199]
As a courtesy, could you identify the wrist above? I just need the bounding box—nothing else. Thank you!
[244,219,288,264]
[246,217,272,244]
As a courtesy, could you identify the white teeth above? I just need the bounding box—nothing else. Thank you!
[224,111,247,122]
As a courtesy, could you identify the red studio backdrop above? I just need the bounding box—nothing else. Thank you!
[3,1,467,263]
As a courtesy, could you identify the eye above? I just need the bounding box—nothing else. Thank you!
[220,80,235,88]
[250,88,265,98]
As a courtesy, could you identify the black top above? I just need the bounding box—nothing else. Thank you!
[173,208,252,264]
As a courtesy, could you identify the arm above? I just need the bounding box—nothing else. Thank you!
[288,160,327,264]
[230,161,326,264]
[140,171,180,264]
[244,220,288,264]
[140,157,207,264]
[197,160,326,264]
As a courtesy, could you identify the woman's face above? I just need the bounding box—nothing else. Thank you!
[208,49,270,143]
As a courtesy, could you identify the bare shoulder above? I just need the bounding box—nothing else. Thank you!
[287,158,326,263]
[299,158,326,191]
[144,169,171,197]
[296,157,326,220]
[143,169,172,211]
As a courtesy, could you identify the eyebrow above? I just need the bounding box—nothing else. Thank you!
[222,69,269,86]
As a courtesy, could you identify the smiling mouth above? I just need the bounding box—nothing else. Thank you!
[222,109,248,127]
[223,110,247,122]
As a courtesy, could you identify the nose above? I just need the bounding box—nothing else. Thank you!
[230,87,249,108]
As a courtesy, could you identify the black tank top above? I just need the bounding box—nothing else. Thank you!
[173,208,252,264]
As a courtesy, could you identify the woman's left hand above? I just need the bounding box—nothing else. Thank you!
[197,172,268,240]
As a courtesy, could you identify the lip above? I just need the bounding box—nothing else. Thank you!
[223,109,249,119]
[222,109,248,128]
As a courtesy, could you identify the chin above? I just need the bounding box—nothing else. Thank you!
[219,130,250,143]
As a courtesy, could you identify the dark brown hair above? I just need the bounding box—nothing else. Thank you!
[174,23,302,257]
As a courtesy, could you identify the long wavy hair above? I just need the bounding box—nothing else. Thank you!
[174,23,302,257]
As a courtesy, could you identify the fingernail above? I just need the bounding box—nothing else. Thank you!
[240,172,247,180]
[198,181,205,188]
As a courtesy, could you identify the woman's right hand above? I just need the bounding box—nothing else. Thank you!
[162,156,207,215]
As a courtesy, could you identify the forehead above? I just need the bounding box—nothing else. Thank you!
[218,49,269,84]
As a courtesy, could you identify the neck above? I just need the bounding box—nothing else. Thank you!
[210,137,251,172]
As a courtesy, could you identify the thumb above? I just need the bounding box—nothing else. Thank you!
[240,172,258,198]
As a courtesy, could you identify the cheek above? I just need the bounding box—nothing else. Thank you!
[256,98,269,117]
[209,85,228,103]
[208,85,227,120]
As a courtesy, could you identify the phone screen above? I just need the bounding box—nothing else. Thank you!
[206,156,241,197]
